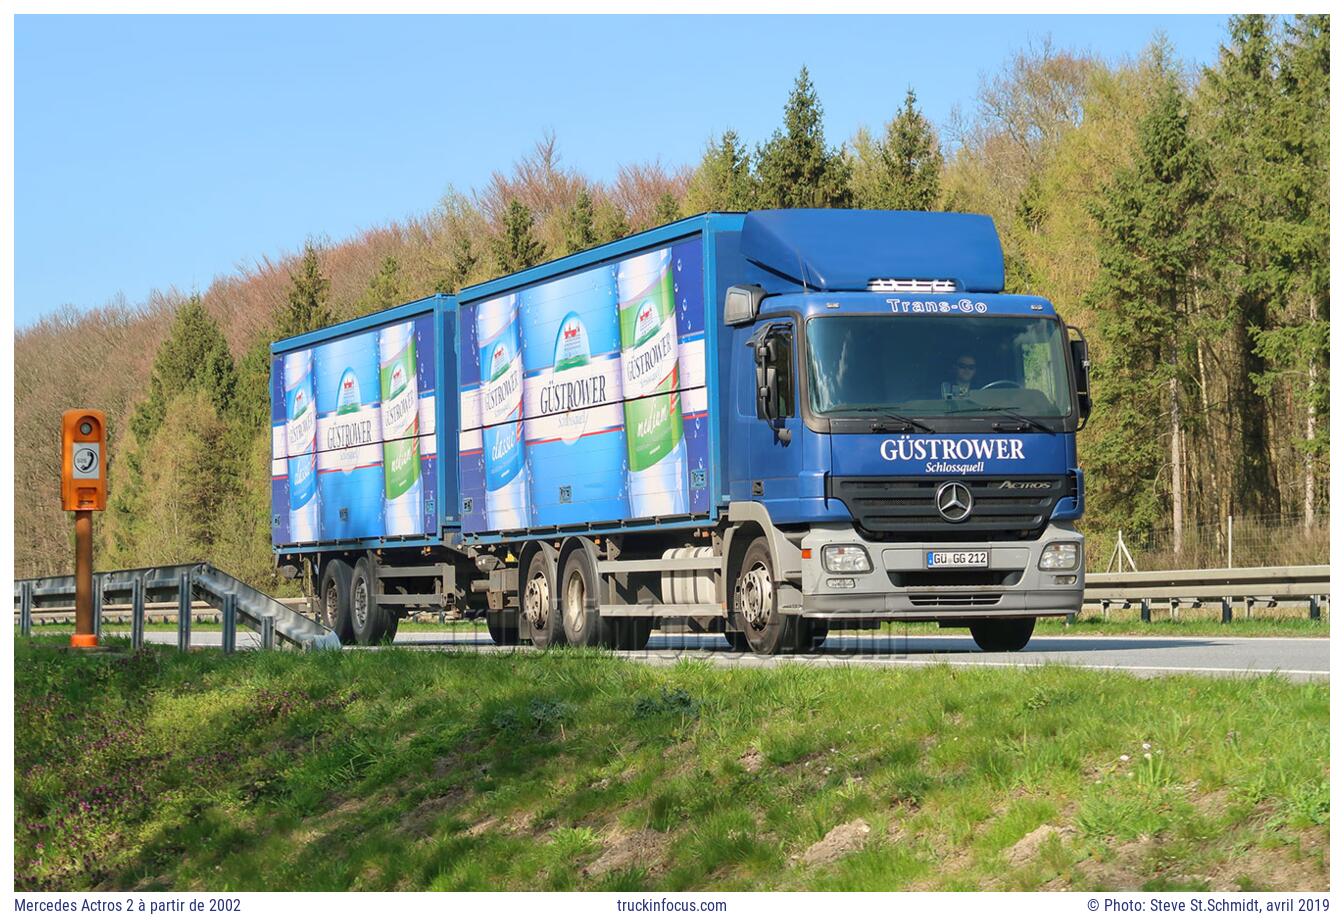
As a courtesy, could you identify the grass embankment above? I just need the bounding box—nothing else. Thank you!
[15,638,1328,892]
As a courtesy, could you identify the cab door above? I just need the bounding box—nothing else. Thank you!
[741,320,804,517]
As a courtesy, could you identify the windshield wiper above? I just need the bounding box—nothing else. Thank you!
[827,404,933,433]
[945,404,1054,434]
[872,412,934,434]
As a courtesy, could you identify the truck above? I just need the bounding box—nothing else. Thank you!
[270,208,1091,653]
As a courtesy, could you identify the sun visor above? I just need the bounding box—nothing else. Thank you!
[740,209,1005,293]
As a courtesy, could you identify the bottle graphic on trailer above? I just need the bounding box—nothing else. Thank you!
[284,349,320,542]
[379,321,424,535]
[521,264,629,527]
[618,248,687,517]
[477,294,530,529]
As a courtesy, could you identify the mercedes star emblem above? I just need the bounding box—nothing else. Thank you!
[935,481,973,523]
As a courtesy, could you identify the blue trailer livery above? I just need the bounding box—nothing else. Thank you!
[272,209,1091,652]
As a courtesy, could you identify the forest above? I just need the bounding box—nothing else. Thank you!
[13,15,1328,584]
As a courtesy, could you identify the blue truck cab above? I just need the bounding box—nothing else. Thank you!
[710,210,1090,651]
[271,208,1090,653]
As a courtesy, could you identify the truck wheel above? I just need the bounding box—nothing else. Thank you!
[560,547,607,647]
[523,550,564,650]
[803,621,829,650]
[611,618,652,651]
[486,610,521,646]
[735,537,802,655]
[319,560,355,643]
[723,631,751,652]
[351,557,391,645]
[969,617,1036,652]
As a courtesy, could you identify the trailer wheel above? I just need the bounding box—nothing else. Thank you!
[969,617,1036,652]
[319,560,356,643]
[523,550,564,650]
[560,547,607,647]
[734,537,803,655]
[486,610,521,646]
[351,557,392,645]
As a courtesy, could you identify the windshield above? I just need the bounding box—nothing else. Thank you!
[806,314,1074,421]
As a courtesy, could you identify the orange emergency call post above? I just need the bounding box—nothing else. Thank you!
[62,410,106,648]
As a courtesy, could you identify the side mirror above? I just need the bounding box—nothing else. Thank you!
[725,285,766,326]
[1068,328,1091,429]
[755,342,777,420]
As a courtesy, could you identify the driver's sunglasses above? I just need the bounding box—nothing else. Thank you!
[957,362,976,371]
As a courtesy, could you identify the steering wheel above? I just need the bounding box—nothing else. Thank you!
[979,379,1018,390]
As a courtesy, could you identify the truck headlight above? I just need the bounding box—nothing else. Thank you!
[1040,542,1080,570]
[822,544,872,573]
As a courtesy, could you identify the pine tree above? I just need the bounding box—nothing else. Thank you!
[868,89,943,210]
[1198,14,1284,516]
[434,235,478,294]
[277,241,334,338]
[755,67,852,208]
[128,295,237,446]
[594,200,630,245]
[353,256,404,317]
[492,199,547,274]
[684,130,756,213]
[1246,14,1330,521]
[132,391,233,564]
[654,192,681,225]
[1086,57,1209,540]
[561,187,599,253]
[111,296,239,567]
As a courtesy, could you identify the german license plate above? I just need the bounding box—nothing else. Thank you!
[926,551,988,569]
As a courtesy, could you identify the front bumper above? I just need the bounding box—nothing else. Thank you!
[799,522,1084,620]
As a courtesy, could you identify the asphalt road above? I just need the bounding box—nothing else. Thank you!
[132,629,1329,682]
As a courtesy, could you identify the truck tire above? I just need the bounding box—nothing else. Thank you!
[611,618,652,651]
[560,546,608,647]
[802,621,829,650]
[523,549,564,650]
[486,610,521,646]
[734,536,803,655]
[969,617,1036,652]
[319,559,356,643]
[723,630,751,652]
[350,557,392,645]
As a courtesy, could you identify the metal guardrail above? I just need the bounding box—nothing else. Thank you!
[15,564,1329,641]
[1082,565,1329,623]
[14,563,339,651]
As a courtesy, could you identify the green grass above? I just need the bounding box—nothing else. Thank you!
[14,637,1328,892]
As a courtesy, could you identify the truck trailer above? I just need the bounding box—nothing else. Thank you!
[270,209,1091,653]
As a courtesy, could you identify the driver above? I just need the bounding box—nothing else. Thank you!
[941,353,977,399]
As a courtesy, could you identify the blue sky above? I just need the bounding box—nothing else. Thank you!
[15,14,1232,328]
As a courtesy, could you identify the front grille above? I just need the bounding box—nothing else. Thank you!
[889,569,1023,589]
[908,593,1002,607]
[828,475,1072,543]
